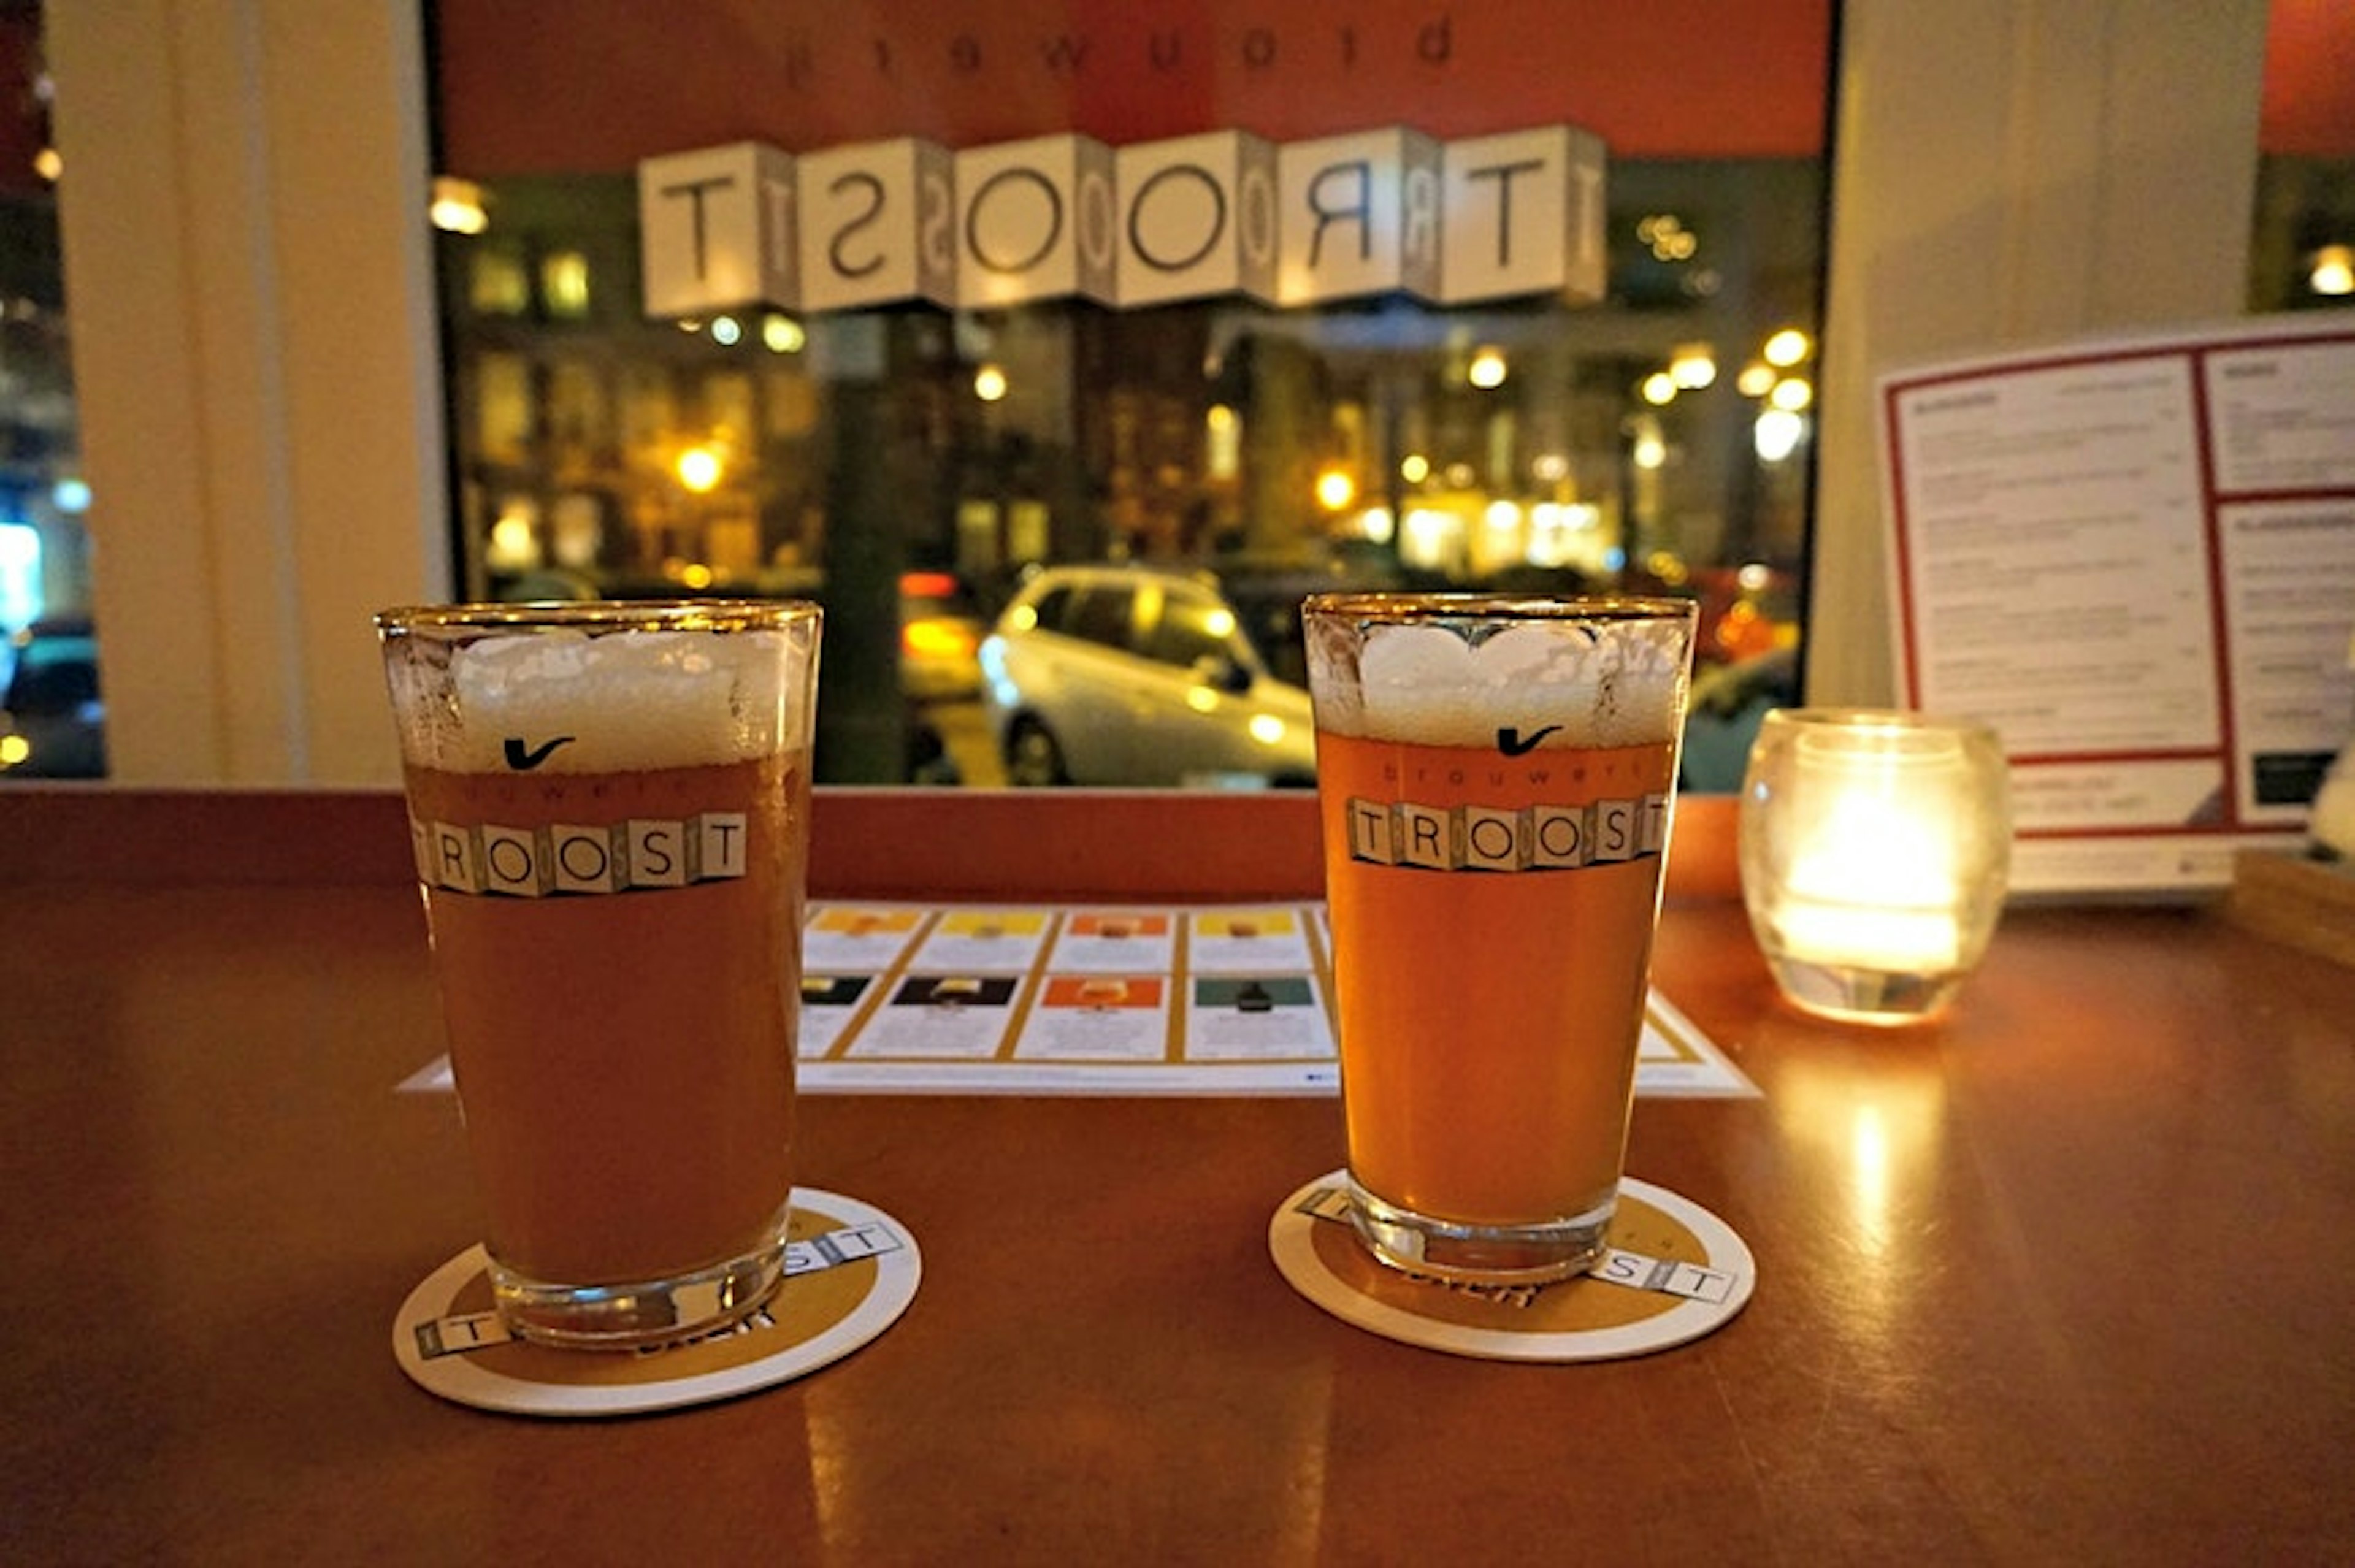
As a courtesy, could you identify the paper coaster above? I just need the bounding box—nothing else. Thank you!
[1269,1172,1753,1361]
[393,1188,919,1417]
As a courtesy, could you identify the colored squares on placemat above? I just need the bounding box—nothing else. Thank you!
[913,909,1052,973]
[1041,975,1166,1009]
[797,974,873,1057]
[1190,909,1314,972]
[844,974,1022,1060]
[1051,911,1179,971]
[803,906,925,971]
[1066,912,1171,939]
[1016,974,1174,1064]
[1187,975,1332,1061]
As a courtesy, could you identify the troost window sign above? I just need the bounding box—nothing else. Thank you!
[640,125,1608,317]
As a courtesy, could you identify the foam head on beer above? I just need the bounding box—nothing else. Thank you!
[1312,615,1688,748]
[389,628,809,774]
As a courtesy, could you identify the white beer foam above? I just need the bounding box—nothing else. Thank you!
[400,629,806,774]
[1329,619,1687,750]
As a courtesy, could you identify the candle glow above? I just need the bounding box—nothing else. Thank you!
[1739,708,2012,1026]
[1775,787,1963,973]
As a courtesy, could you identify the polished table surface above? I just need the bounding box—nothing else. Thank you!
[5,789,2353,1562]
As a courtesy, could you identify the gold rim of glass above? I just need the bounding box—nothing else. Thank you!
[1299,592,1696,625]
[1762,707,1999,740]
[374,599,820,637]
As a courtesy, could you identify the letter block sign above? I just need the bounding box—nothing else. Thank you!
[1438,126,1609,305]
[955,134,1117,310]
[796,137,957,313]
[638,141,798,317]
[1112,131,1279,307]
[1275,128,1442,306]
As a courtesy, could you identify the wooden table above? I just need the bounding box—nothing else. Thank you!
[4,789,2351,1562]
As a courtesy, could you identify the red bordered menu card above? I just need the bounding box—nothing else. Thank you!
[1880,316,2355,897]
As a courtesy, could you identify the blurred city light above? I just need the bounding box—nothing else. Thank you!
[1314,465,1357,511]
[2311,245,2354,296]
[762,314,806,354]
[540,252,591,318]
[1763,327,1813,367]
[1755,407,1807,462]
[429,176,488,235]
[675,446,724,493]
[1671,345,1718,388]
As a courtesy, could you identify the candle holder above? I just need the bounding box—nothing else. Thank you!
[1738,708,2010,1026]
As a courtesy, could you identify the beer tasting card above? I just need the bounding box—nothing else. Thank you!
[791,901,1754,1098]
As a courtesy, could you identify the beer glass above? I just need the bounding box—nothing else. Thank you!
[1302,595,1696,1284]
[377,600,821,1347]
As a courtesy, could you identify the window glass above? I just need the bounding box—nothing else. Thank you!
[427,1,1837,791]
[416,2,2343,794]
[2249,157,2355,312]
[0,3,100,780]
[429,158,1825,790]
[1142,587,1241,672]
[2250,1,2355,314]
[1062,584,1137,651]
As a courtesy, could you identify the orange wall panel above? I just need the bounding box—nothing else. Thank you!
[432,0,1836,173]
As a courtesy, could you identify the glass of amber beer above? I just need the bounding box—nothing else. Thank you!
[1303,594,1696,1284]
[376,600,821,1347]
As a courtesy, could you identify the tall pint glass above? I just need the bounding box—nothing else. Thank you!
[377,600,821,1347]
[1303,595,1696,1284]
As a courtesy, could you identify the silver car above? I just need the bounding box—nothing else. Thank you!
[978,566,1317,787]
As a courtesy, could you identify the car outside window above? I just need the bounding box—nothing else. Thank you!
[1025,585,1074,637]
[1141,589,1241,672]
[1062,584,1136,651]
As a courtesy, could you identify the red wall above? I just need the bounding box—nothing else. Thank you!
[2261,0,2355,157]
[0,10,49,198]
[432,0,1836,173]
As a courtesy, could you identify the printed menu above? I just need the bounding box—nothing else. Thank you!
[1881,316,2355,895]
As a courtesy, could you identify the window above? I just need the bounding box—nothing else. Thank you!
[407,4,2325,796]
[1140,587,1242,673]
[0,6,94,779]
[1061,584,1136,651]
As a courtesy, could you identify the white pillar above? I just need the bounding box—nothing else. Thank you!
[1809,0,2268,706]
[50,0,448,786]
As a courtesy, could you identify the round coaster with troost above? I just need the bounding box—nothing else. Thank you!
[1269,1172,1753,1360]
[393,1189,919,1417]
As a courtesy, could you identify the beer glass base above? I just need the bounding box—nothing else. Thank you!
[490,1239,789,1350]
[1346,1180,1613,1286]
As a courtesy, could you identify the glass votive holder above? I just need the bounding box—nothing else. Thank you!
[1738,708,2011,1026]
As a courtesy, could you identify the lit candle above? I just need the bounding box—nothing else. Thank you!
[1773,787,1963,974]
[1739,709,2010,1025]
